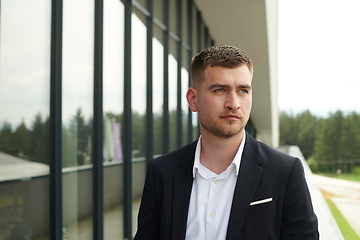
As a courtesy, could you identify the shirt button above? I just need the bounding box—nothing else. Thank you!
[209,212,214,217]
[213,180,219,184]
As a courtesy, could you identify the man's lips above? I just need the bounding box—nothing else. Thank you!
[220,114,241,120]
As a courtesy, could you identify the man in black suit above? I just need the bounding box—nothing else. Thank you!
[134,45,319,239]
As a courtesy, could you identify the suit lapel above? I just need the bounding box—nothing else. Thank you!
[226,133,263,240]
[172,141,197,240]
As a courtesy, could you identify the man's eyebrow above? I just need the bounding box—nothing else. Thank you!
[238,84,252,89]
[208,84,229,90]
[208,84,252,90]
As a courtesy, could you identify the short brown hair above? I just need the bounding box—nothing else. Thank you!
[190,45,253,88]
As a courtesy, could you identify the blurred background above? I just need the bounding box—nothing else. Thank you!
[0,0,359,239]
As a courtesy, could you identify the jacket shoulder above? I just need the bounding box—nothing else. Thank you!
[150,140,198,171]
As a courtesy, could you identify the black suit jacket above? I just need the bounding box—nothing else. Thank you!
[134,132,319,240]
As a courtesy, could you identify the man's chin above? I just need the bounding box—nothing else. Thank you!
[211,128,244,139]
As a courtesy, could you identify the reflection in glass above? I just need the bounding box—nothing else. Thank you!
[131,12,147,236]
[192,112,199,141]
[181,67,189,146]
[168,54,178,152]
[103,0,125,238]
[62,0,94,238]
[153,37,164,157]
[131,13,147,159]
[0,0,51,239]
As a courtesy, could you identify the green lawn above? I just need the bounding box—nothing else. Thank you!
[322,191,360,240]
[318,173,360,182]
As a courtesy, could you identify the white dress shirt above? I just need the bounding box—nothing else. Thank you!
[185,134,246,240]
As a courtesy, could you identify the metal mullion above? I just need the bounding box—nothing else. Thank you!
[93,0,104,239]
[146,0,154,166]
[49,0,63,239]
[123,0,133,238]
[204,26,208,47]
[196,10,201,136]
[196,11,201,53]
[187,0,193,143]
[163,0,170,153]
[176,0,182,149]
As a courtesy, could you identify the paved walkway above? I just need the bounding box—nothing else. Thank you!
[313,174,360,238]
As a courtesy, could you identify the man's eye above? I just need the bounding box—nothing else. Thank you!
[214,88,224,93]
[239,89,248,94]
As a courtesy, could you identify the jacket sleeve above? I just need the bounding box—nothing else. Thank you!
[134,161,160,240]
[281,158,319,239]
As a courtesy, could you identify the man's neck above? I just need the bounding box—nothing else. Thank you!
[199,130,245,175]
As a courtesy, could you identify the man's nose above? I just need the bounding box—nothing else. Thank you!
[225,91,240,110]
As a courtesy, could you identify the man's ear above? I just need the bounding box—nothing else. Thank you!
[186,87,198,112]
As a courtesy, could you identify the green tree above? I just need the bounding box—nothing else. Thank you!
[296,110,318,159]
[0,122,14,154]
[62,124,77,167]
[313,110,344,171]
[30,113,50,164]
[0,122,15,155]
[279,111,298,146]
[65,108,92,166]
[339,112,360,172]
[132,111,146,158]
[13,120,31,159]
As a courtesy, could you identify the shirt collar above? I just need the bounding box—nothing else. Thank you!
[192,132,246,178]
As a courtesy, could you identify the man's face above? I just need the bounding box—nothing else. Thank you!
[188,64,252,139]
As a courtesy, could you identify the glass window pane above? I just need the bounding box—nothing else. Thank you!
[131,11,147,236]
[62,0,94,238]
[169,39,178,152]
[0,0,51,239]
[181,67,189,146]
[131,12,147,159]
[153,31,164,157]
[192,112,199,140]
[103,0,125,238]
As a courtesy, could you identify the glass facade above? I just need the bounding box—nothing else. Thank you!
[103,0,125,239]
[0,0,51,239]
[62,0,95,238]
[0,0,216,239]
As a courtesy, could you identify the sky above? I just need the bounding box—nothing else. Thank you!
[278,0,360,117]
[2,0,360,129]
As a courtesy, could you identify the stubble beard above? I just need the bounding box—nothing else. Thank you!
[199,117,246,139]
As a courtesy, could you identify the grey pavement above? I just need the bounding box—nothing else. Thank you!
[283,146,345,240]
[313,174,360,238]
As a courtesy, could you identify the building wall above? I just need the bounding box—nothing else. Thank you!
[0,0,274,239]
